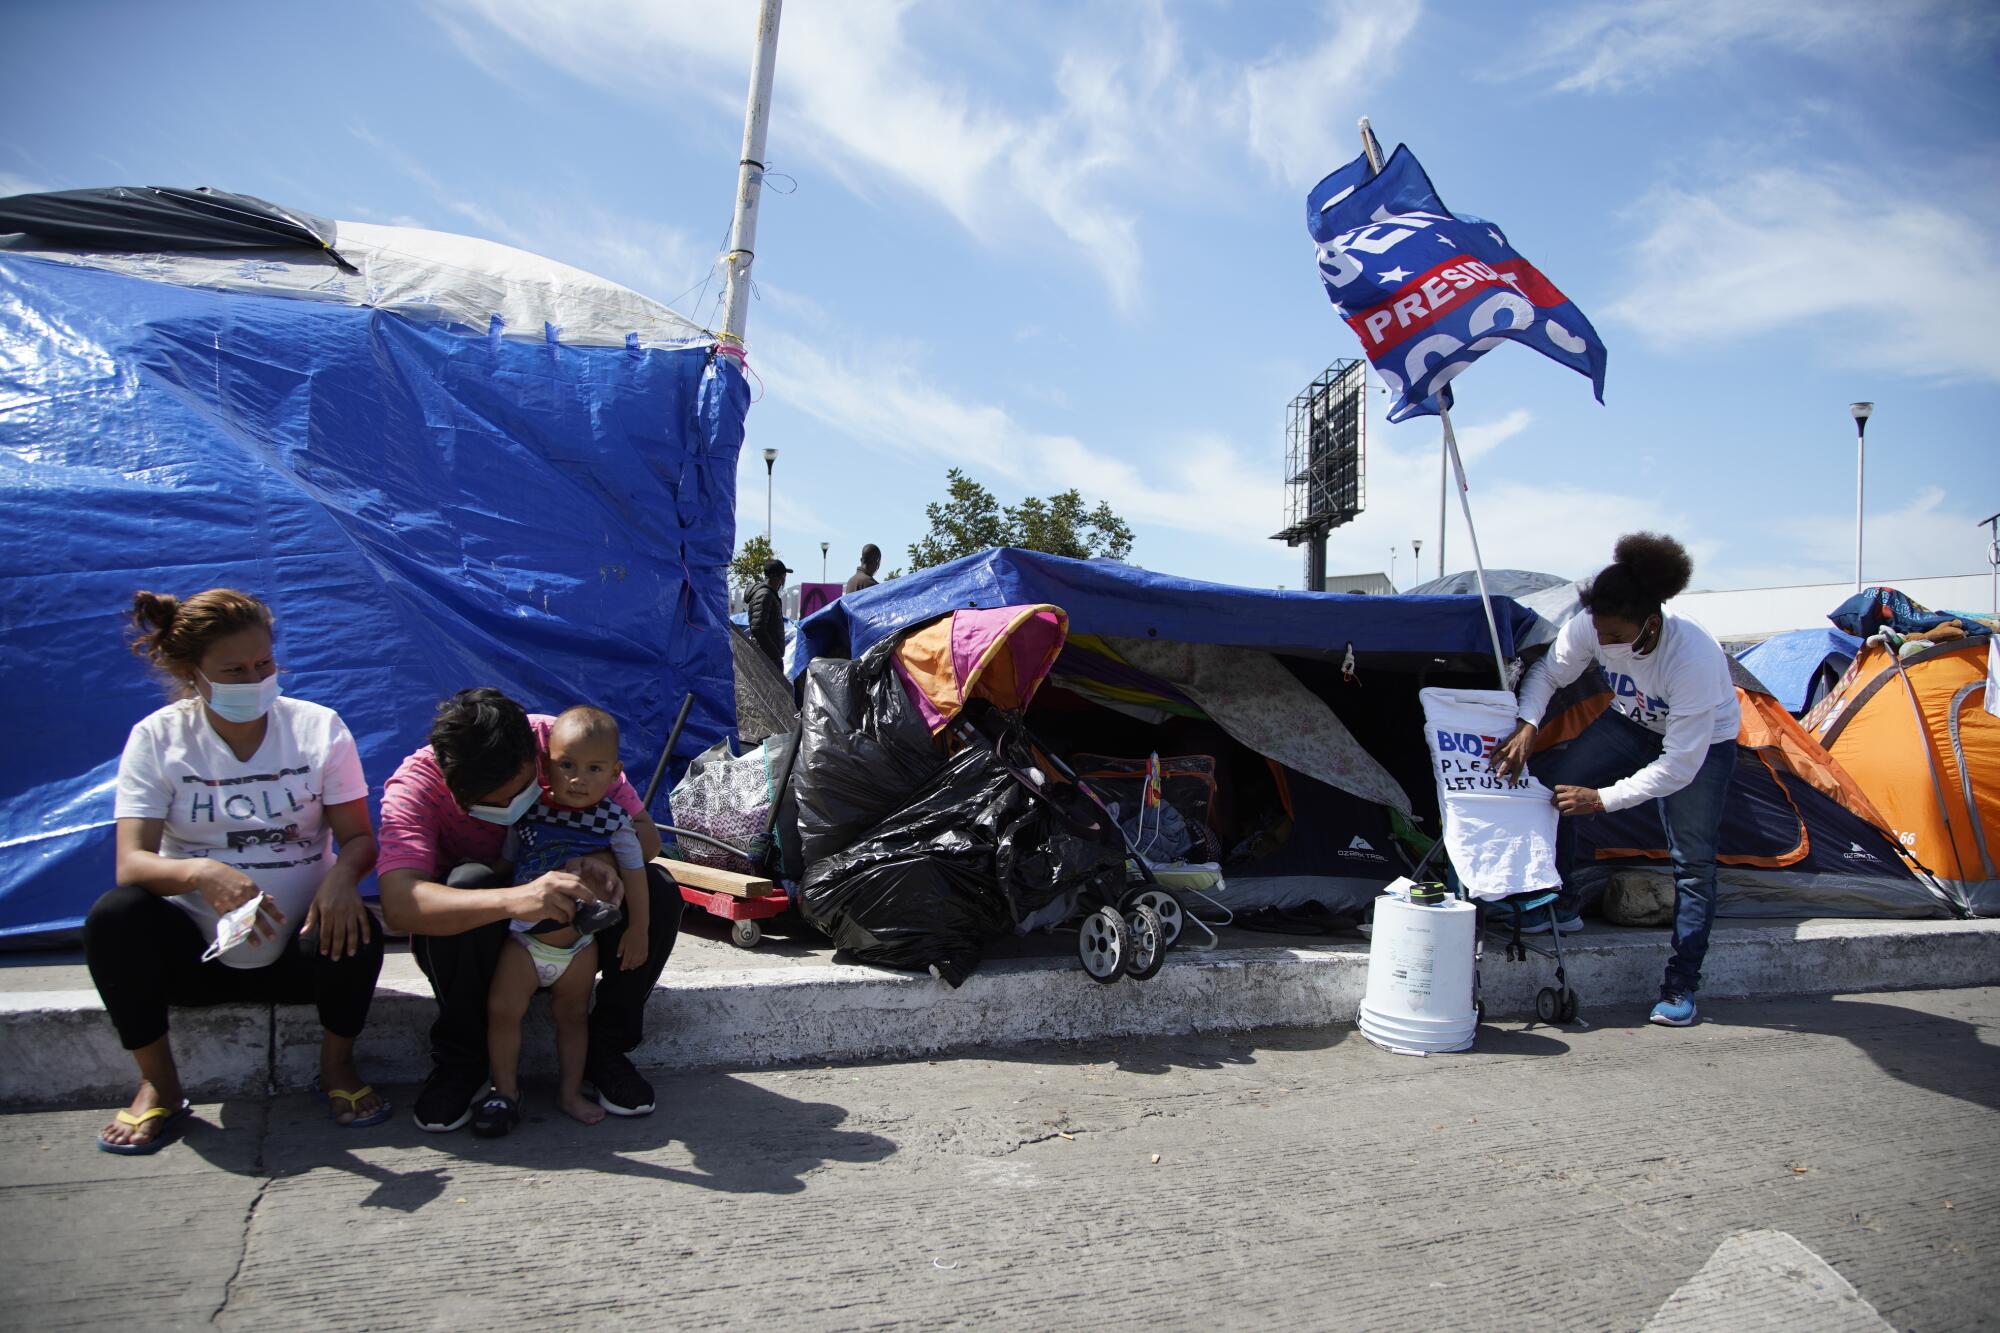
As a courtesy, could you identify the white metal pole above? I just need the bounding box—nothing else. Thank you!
[1438,436,1448,577]
[1855,424,1865,592]
[765,457,774,544]
[721,0,783,346]
[1359,117,1505,684]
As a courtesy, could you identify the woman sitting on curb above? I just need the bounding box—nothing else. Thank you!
[86,588,386,1153]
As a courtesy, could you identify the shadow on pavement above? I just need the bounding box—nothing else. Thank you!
[1736,993,2000,1115]
[182,1071,897,1202]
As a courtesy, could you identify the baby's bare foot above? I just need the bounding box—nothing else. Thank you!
[559,1091,606,1126]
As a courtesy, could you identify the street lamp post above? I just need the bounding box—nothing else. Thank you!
[820,541,829,582]
[1389,545,1397,589]
[1850,403,1873,592]
[762,446,778,545]
[1411,538,1422,585]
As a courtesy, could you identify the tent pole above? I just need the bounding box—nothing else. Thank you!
[1359,117,1507,686]
[720,0,783,346]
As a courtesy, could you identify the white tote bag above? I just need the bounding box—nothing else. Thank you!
[1418,687,1560,902]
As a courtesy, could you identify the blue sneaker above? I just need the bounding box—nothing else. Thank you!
[1519,913,1583,935]
[1650,994,1698,1026]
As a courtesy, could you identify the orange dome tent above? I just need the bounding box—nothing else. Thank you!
[1806,635,1998,916]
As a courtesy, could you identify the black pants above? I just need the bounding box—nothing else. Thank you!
[410,861,683,1077]
[84,883,385,1051]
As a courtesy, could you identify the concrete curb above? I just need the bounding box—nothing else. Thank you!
[5,918,1997,1108]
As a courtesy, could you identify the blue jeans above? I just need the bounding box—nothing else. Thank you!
[1531,708,1735,997]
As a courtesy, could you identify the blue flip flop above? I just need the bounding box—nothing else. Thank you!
[324,1085,393,1128]
[96,1097,193,1155]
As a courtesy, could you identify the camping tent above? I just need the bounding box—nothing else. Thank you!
[797,548,1541,919]
[1559,659,1948,919]
[796,551,1948,926]
[0,186,746,942]
[1804,635,1998,916]
[1737,627,1863,716]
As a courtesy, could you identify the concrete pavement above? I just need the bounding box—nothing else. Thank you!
[2,987,1994,1330]
[5,913,1997,1107]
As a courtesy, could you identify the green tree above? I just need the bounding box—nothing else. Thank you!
[907,468,1136,569]
[731,533,775,597]
[907,468,1008,569]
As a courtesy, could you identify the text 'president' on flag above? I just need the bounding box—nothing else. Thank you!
[1307,145,1607,423]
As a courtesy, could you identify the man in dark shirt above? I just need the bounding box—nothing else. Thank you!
[746,557,790,667]
[843,544,882,595]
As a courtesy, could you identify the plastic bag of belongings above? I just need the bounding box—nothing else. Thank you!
[791,605,1129,985]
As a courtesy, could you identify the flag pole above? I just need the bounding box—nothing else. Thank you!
[1359,116,1510,690]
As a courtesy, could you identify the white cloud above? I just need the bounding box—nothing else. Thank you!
[755,328,1687,586]
[0,172,47,197]
[347,124,709,313]
[1525,0,1998,93]
[436,0,1421,312]
[1607,163,2000,383]
[1243,4,1424,182]
[1732,485,1995,587]
[1323,409,1695,586]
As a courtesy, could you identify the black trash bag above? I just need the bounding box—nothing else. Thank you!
[799,746,1126,987]
[792,637,946,865]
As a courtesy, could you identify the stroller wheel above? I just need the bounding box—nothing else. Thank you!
[1129,889,1183,947]
[1558,988,1580,1023]
[1535,986,1561,1023]
[1123,904,1167,980]
[1078,906,1127,984]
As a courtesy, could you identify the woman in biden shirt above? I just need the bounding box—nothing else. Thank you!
[1492,533,1740,1029]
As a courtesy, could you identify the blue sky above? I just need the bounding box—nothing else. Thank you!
[7,0,1997,592]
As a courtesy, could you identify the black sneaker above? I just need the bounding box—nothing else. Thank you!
[470,1091,520,1139]
[582,1053,655,1117]
[412,1065,486,1133]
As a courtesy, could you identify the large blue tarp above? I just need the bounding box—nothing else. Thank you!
[1736,628,1861,715]
[795,547,1541,672]
[0,253,744,940]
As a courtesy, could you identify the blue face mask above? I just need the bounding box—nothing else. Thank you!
[468,778,540,826]
[199,670,281,724]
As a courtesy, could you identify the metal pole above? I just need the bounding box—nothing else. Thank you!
[720,0,783,346]
[1442,412,1512,688]
[1437,437,1448,577]
[1981,511,2000,617]
[1855,422,1865,592]
[1359,117,1504,683]
[764,455,775,544]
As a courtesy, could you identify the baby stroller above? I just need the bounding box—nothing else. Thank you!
[879,604,1181,984]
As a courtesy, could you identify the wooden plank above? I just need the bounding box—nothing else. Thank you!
[654,856,779,898]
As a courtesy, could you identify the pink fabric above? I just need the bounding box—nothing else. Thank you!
[376,714,643,879]
[891,657,950,733]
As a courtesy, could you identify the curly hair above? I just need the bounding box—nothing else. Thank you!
[127,588,273,697]
[430,688,537,807]
[1578,532,1694,623]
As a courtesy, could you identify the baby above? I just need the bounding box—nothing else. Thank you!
[476,705,650,1136]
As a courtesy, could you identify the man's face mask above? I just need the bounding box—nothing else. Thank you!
[468,777,539,826]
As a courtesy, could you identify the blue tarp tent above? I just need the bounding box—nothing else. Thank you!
[796,548,1541,672]
[1737,627,1862,715]
[0,191,744,942]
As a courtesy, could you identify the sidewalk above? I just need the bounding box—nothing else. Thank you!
[3,912,1997,1108]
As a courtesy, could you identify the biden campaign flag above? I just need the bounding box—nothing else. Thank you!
[1308,145,1607,422]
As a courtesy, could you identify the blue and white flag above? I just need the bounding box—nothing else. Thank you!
[1307,145,1607,422]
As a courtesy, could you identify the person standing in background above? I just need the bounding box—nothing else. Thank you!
[747,557,791,667]
[843,544,881,596]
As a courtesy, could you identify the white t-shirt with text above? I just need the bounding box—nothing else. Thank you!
[114,696,369,968]
[1514,611,1740,812]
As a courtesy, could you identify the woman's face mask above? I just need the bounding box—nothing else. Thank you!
[199,669,282,724]
[1596,615,1660,669]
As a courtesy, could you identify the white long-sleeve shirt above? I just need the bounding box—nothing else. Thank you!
[1514,611,1740,812]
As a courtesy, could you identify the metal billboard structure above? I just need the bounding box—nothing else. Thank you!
[1272,358,1366,591]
